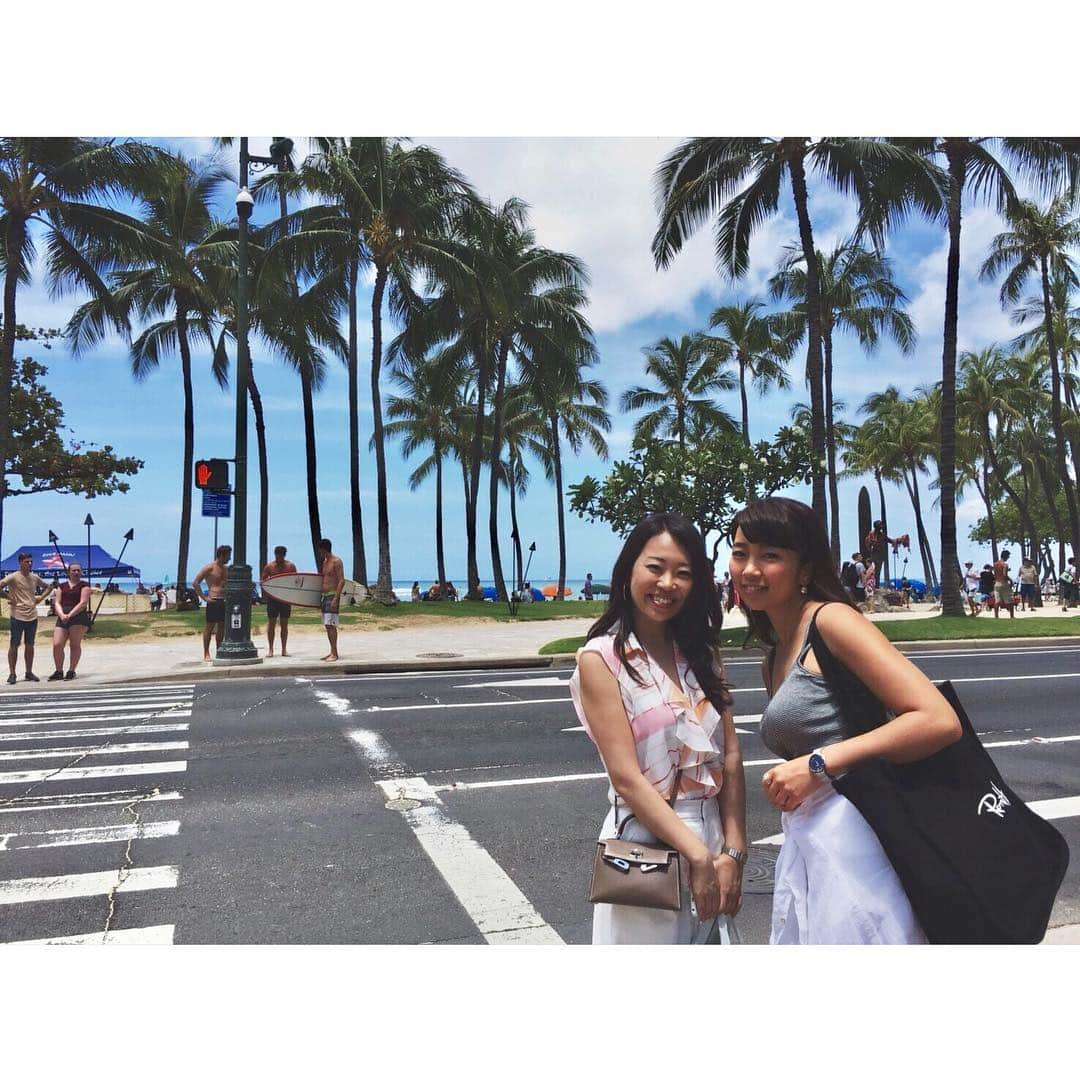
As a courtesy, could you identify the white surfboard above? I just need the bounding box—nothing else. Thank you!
[261,572,368,609]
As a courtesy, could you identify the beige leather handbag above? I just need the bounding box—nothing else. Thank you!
[588,774,682,912]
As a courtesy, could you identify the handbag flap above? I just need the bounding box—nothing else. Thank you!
[598,838,678,867]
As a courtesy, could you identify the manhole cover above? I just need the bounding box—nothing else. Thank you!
[385,798,421,811]
[741,847,779,894]
[416,651,463,659]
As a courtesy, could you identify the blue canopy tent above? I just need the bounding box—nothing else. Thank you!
[1,545,141,580]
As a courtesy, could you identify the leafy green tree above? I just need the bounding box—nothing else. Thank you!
[6,354,142,501]
[981,195,1080,558]
[620,333,736,449]
[0,136,169,554]
[66,153,232,596]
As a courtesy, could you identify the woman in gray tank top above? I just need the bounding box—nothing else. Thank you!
[728,498,962,944]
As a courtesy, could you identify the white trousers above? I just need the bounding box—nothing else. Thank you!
[771,784,926,945]
[592,797,741,945]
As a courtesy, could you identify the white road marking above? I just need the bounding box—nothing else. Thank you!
[365,697,568,713]
[375,775,564,945]
[2,924,176,945]
[0,700,191,719]
[1029,795,1080,820]
[982,734,1080,748]
[457,677,570,689]
[0,740,189,761]
[754,833,784,846]
[0,685,194,699]
[0,790,182,814]
[0,710,192,728]
[562,713,762,733]
[0,760,187,784]
[0,820,180,851]
[0,865,178,904]
[312,687,357,718]
[948,672,1080,685]
[0,723,189,742]
[436,771,607,792]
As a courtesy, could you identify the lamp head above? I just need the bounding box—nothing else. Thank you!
[236,186,255,221]
[269,138,294,169]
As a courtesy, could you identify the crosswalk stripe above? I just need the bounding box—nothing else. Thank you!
[0,864,178,904]
[0,760,187,784]
[0,790,182,814]
[0,723,189,742]
[2,924,176,945]
[0,685,194,699]
[0,740,189,762]
[0,710,192,728]
[0,700,192,719]
[0,820,180,851]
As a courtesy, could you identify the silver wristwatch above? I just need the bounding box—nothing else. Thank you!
[721,846,748,867]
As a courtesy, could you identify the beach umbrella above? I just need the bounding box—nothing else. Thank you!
[541,584,572,598]
[481,586,497,600]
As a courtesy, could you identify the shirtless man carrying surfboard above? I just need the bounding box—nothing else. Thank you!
[261,545,298,657]
[317,538,344,661]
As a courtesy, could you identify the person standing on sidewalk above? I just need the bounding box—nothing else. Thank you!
[1,552,54,684]
[261,546,298,657]
[49,562,92,680]
[193,546,231,661]
[728,497,960,944]
[992,551,1015,619]
[1017,558,1038,612]
[570,511,745,945]
[317,538,344,662]
[1061,557,1077,612]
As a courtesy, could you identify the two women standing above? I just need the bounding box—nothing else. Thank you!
[571,498,961,945]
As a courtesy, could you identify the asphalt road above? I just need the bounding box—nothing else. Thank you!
[2,642,1078,944]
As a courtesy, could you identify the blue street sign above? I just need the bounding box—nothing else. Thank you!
[201,490,232,518]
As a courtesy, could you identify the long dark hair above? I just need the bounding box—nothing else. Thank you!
[727,497,857,650]
[587,512,732,712]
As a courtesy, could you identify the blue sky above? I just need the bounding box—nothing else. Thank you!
[6,136,1045,585]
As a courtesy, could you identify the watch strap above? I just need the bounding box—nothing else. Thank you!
[721,846,748,867]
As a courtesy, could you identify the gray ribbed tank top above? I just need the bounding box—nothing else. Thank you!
[759,617,852,760]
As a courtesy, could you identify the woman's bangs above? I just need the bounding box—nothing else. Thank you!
[730,504,804,554]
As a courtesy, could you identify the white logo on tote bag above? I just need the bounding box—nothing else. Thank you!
[977,781,1011,818]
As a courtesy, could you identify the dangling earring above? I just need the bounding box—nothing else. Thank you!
[800,584,808,595]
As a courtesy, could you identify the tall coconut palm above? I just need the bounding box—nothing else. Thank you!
[0,136,170,553]
[865,137,1080,612]
[295,138,474,598]
[383,349,467,590]
[66,154,233,597]
[620,334,737,448]
[980,195,1080,558]
[499,381,546,591]
[652,137,904,527]
[519,336,610,600]
[704,300,795,445]
[770,241,916,562]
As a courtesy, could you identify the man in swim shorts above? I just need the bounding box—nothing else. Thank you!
[1,552,54,684]
[316,538,344,661]
[261,545,298,657]
[193,545,231,660]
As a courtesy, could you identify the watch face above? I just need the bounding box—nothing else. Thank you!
[808,753,825,775]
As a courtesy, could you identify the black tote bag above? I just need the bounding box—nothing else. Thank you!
[807,609,1070,945]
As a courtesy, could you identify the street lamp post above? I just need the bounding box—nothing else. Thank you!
[215,137,291,665]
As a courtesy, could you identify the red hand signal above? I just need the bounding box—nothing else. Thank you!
[196,462,212,487]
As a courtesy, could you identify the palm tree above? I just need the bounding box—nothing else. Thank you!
[383,349,467,590]
[499,381,546,591]
[295,138,474,598]
[620,334,736,448]
[66,154,232,597]
[651,137,901,526]
[704,300,795,444]
[519,337,610,600]
[865,137,1080,613]
[981,195,1080,558]
[0,136,169,552]
[770,241,916,561]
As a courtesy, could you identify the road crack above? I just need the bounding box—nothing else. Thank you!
[101,787,161,939]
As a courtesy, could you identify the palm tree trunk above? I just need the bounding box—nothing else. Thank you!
[787,146,827,525]
[466,351,491,600]
[904,462,937,588]
[938,142,965,615]
[434,440,447,589]
[370,265,395,603]
[0,229,25,556]
[248,372,270,574]
[1041,257,1080,558]
[550,412,568,601]
[509,455,523,592]
[176,310,195,597]
[301,367,322,565]
[981,418,1039,555]
[824,328,841,564]
[875,470,892,583]
[977,459,999,560]
[347,257,367,586]
[487,338,510,601]
[1033,443,1066,561]
[738,355,750,446]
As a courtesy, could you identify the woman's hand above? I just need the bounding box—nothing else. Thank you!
[687,853,722,921]
[761,756,823,812]
[713,853,742,915]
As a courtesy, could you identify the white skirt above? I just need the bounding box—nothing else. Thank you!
[771,784,926,944]
[592,798,741,945]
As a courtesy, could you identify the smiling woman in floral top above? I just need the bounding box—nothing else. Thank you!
[570,512,746,944]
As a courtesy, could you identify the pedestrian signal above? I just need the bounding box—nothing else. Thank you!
[195,459,229,491]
